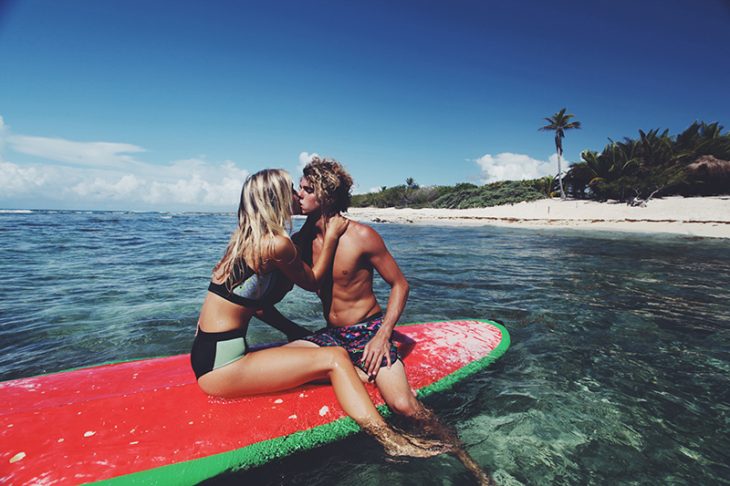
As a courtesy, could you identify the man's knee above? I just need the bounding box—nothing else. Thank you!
[387,393,422,417]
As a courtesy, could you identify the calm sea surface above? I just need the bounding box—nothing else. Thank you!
[1,210,729,485]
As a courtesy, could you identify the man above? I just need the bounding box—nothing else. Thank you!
[286,157,423,418]
[287,158,492,485]
[264,157,490,483]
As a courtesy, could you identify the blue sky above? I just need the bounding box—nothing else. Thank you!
[1,0,728,210]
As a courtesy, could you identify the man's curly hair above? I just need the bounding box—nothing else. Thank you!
[302,157,353,215]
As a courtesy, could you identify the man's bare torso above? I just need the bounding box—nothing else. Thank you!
[308,221,381,327]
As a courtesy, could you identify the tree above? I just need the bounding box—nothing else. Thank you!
[540,108,581,199]
[578,147,639,200]
[403,178,419,206]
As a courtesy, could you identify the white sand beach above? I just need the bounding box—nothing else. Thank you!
[346,196,730,239]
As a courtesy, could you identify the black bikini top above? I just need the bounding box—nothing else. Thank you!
[208,263,285,308]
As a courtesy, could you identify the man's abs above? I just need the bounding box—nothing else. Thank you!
[313,222,381,326]
[324,284,381,327]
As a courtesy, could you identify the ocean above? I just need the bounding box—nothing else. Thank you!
[1,210,728,485]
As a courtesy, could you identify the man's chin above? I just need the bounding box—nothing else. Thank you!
[300,208,320,217]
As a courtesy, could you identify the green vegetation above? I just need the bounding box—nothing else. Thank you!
[565,122,730,201]
[351,121,729,209]
[351,179,552,209]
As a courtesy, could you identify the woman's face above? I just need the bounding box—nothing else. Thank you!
[297,177,321,215]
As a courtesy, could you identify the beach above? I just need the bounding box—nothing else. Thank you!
[347,196,730,239]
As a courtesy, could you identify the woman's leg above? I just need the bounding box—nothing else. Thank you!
[197,346,449,457]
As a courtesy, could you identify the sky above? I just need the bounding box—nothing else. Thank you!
[1,0,729,211]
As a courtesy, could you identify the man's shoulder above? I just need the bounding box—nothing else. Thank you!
[344,220,384,251]
[346,219,380,238]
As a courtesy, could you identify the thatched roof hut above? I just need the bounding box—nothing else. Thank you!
[687,155,730,178]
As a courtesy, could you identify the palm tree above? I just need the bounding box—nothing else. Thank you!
[540,108,581,199]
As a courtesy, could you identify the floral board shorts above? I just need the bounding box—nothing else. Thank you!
[301,312,399,373]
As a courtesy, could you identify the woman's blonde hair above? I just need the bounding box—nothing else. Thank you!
[214,169,294,288]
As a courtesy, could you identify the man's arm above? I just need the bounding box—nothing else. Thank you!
[360,226,409,377]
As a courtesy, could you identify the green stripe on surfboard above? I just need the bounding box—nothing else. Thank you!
[94,320,510,485]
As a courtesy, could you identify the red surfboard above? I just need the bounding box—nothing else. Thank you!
[0,320,509,485]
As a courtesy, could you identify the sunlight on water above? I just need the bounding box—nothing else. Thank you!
[1,211,729,484]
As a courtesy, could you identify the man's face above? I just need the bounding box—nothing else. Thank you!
[298,177,321,215]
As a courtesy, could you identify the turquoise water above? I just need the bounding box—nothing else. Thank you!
[1,210,729,485]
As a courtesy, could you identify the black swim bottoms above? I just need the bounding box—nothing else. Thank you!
[190,327,248,379]
[301,313,399,373]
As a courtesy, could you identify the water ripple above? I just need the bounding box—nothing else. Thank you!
[1,213,729,484]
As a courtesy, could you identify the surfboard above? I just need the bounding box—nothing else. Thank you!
[0,319,509,485]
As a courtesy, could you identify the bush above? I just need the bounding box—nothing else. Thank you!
[351,180,547,209]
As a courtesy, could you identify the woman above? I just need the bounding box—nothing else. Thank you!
[191,169,445,457]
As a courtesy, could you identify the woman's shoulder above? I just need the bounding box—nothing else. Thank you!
[266,234,297,264]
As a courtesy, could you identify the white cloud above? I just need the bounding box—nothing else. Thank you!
[297,151,319,172]
[69,174,143,200]
[1,160,249,208]
[0,158,248,208]
[0,115,250,209]
[548,153,573,173]
[140,160,248,206]
[7,135,145,168]
[475,152,572,183]
[60,160,248,206]
[0,161,50,195]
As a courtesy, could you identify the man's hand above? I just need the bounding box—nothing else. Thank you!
[362,330,392,379]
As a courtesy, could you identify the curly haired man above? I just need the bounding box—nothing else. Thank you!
[264,156,491,483]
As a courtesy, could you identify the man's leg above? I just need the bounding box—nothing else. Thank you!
[372,360,422,417]
[375,362,493,485]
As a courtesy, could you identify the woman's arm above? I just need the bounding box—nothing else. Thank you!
[270,215,348,291]
[255,306,312,341]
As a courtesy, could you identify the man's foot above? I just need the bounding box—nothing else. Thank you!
[453,447,495,485]
[398,406,494,484]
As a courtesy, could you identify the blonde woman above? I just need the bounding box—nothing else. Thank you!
[191,169,446,458]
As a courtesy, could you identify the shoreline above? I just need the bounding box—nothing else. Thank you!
[346,196,730,239]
